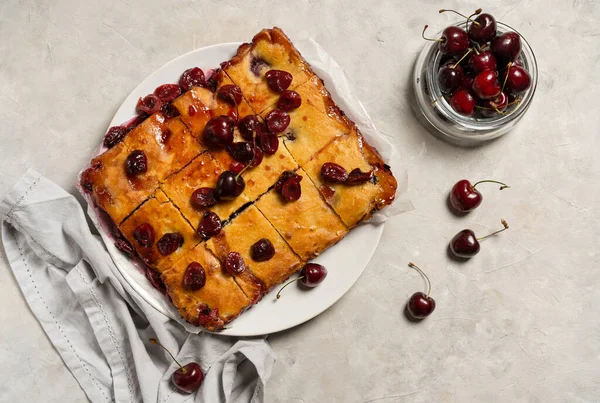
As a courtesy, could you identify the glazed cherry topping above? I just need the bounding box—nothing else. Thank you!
[180,67,206,91]
[468,13,497,43]
[229,161,246,174]
[256,130,279,155]
[320,162,349,183]
[103,126,129,149]
[157,233,183,256]
[161,103,180,118]
[472,70,501,99]
[80,169,93,193]
[491,32,521,63]
[479,91,508,117]
[346,168,374,184]
[238,115,261,141]
[265,109,290,133]
[225,252,246,275]
[251,238,275,262]
[275,171,302,202]
[197,211,222,239]
[203,116,235,148]
[503,64,531,95]
[227,142,254,163]
[125,150,148,175]
[145,267,167,294]
[190,187,218,209]
[183,262,206,291]
[265,69,293,93]
[468,50,497,75]
[115,238,135,258]
[276,263,328,299]
[450,89,476,116]
[136,94,162,115]
[277,90,302,112]
[438,63,464,94]
[217,84,243,105]
[215,171,245,200]
[154,84,182,103]
[133,223,155,247]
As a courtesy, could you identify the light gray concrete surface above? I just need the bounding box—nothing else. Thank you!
[1,0,599,402]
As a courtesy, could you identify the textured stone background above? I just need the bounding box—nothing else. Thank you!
[1,0,599,402]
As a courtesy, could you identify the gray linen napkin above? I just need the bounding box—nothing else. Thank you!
[0,169,274,403]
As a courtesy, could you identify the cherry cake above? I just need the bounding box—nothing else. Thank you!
[81,27,398,331]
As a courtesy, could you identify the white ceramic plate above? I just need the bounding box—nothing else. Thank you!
[99,42,384,336]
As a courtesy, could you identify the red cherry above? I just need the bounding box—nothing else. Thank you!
[136,94,162,115]
[197,211,222,239]
[265,70,293,93]
[190,188,218,209]
[422,25,469,56]
[277,90,302,111]
[449,179,509,214]
[468,13,497,43]
[183,262,206,290]
[154,84,182,103]
[438,62,464,93]
[133,223,155,247]
[225,252,246,275]
[275,171,302,202]
[251,238,275,262]
[202,116,234,148]
[215,171,245,200]
[149,338,203,394]
[180,67,206,91]
[472,70,501,99]
[256,130,279,155]
[103,126,129,149]
[502,64,531,95]
[320,162,348,183]
[238,115,261,141]
[125,150,148,175]
[265,109,290,133]
[491,32,521,63]
[217,84,243,105]
[229,161,246,174]
[468,50,497,74]
[450,220,509,259]
[450,89,476,116]
[157,233,183,256]
[276,263,327,299]
[406,262,435,319]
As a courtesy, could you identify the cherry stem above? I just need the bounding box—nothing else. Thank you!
[501,62,513,93]
[408,262,431,298]
[477,219,509,241]
[472,180,510,190]
[453,48,473,69]
[276,276,304,299]
[439,8,481,26]
[466,8,483,30]
[422,25,444,43]
[149,338,185,373]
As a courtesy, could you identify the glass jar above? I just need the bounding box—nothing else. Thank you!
[412,22,538,146]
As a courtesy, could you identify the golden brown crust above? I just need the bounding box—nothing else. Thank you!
[119,190,199,273]
[82,142,158,225]
[206,205,303,292]
[254,169,348,260]
[161,244,253,331]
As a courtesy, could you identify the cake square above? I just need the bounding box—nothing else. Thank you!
[254,168,348,260]
[160,152,249,225]
[303,130,382,227]
[260,76,351,166]
[119,189,199,273]
[161,243,254,331]
[223,28,313,114]
[123,114,204,181]
[206,205,303,291]
[81,141,158,225]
